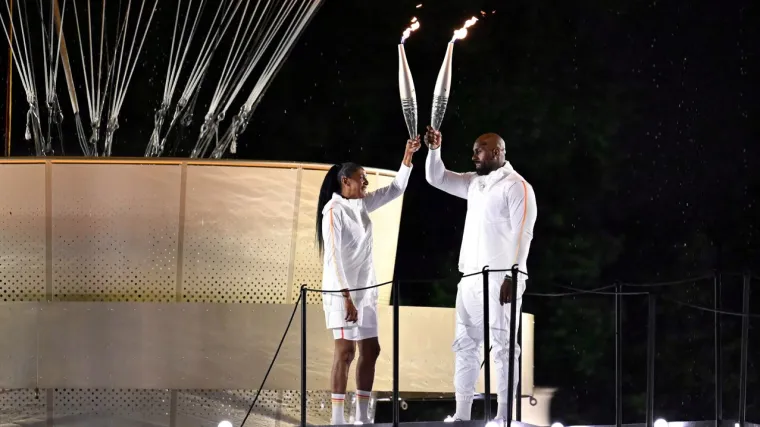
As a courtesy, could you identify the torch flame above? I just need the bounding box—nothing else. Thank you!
[451,16,478,42]
[400,17,420,44]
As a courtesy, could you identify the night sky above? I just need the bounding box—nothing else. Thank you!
[1,0,759,424]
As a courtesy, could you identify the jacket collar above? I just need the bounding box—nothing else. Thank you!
[322,192,362,214]
[477,161,515,192]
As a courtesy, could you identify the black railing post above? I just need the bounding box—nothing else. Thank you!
[300,286,307,427]
[738,272,750,427]
[646,293,656,427]
[516,307,523,422]
[482,266,491,421]
[714,271,723,427]
[393,280,400,427]
[506,265,519,425]
[615,282,622,427]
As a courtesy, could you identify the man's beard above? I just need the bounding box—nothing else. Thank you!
[475,162,494,175]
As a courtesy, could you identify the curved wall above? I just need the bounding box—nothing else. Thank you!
[0,159,402,305]
[0,159,548,427]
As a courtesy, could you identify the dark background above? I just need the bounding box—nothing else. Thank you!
[1,0,758,424]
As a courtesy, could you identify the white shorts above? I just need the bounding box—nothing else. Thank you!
[331,305,378,341]
[332,324,379,341]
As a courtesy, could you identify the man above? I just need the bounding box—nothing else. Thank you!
[424,125,537,423]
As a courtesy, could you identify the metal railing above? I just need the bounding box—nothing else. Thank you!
[240,268,756,427]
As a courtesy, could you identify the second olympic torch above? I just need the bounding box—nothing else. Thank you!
[430,42,453,131]
[430,16,478,131]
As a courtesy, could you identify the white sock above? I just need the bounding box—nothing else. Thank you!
[454,394,473,421]
[331,393,346,425]
[355,390,371,422]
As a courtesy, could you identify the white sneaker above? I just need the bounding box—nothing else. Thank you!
[488,417,509,427]
[444,415,464,423]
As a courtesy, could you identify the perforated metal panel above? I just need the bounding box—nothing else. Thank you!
[182,166,298,303]
[291,169,327,305]
[177,389,279,427]
[0,161,403,305]
[53,388,171,425]
[0,388,339,426]
[0,304,40,388]
[0,388,46,425]
[0,164,46,302]
[279,390,334,425]
[51,164,181,302]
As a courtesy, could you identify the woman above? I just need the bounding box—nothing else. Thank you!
[316,136,420,425]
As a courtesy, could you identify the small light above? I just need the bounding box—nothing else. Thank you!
[551,423,564,427]
[654,419,668,427]
[218,421,233,427]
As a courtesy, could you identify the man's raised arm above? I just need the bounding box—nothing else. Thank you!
[424,127,473,200]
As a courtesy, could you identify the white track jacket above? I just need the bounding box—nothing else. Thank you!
[321,163,412,329]
[425,148,537,281]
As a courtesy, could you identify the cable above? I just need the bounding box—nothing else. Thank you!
[104,0,159,156]
[661,296,759,319]
[526,284,647,297]
[1,0,47,155]
[484,268,529,276]
[304,279,394,294]
[401,271,705,296]
[526,287,611,297]
[556,284,648,296]
[621,274,714,288]
[239,290,302,427]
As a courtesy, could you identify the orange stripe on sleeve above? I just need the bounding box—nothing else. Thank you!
[512,181,529,266]
[330,208,348,289]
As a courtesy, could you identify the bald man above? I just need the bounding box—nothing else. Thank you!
[424,125,537,423]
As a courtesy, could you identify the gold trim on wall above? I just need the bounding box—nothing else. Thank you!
[0,157,399,177]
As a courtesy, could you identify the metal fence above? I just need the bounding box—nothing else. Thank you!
[249,267,757,427]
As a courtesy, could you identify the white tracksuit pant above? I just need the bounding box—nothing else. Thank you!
[453,271,522,404]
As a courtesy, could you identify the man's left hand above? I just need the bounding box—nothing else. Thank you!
[499,277,513,305]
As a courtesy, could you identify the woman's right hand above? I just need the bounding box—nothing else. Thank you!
[402,135,421,167]
[342,290,358,322]
[406,135,421,154]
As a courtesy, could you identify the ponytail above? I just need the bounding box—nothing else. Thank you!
[316,162,362,256]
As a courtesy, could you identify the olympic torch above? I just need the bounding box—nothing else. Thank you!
[398,18,420,139]
[430,42,453,131]
[430,17,478,131]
